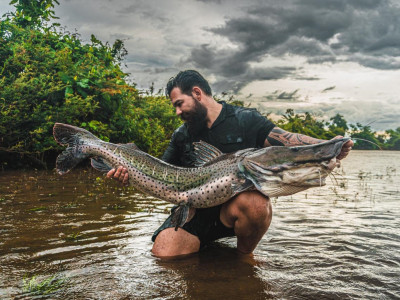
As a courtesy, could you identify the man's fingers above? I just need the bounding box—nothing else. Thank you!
[332,137,354,160]
[113,166,123,179]
[122,173,129,185]
[337,146,352,160]
[121,168,129,185]
[344,139,354,148]
[106,166,129,185]
[106,168,115,178]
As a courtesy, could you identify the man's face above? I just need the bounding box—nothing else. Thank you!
[170,87,208,134]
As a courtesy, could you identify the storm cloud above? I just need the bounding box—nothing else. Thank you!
[187,0,400,91]
[1,0,397,130]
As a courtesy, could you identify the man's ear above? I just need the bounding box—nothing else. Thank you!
[192,87,202,101]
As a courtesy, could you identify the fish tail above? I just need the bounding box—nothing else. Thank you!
[53,123,99,175]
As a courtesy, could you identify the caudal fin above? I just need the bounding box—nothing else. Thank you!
[53,123,99,175]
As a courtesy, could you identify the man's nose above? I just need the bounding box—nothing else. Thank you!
[175,107,182,115]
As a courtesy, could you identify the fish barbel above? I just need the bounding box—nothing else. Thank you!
[53,123,349,227]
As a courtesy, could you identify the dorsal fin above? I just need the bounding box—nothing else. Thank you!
[193,141,224,167]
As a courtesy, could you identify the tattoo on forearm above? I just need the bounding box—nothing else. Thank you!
[266,127,324,146]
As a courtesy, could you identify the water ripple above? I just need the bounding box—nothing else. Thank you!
[1,151,400,299]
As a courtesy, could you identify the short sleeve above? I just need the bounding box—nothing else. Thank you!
[241,109,275,147]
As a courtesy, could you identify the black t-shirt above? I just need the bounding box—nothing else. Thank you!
[162,102,275,167]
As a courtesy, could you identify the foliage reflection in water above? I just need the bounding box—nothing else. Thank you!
[0,151,399,299]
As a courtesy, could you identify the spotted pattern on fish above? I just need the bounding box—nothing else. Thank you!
[53,123,348,210]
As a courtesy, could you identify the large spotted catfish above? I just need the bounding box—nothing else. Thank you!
[54,123,349,227]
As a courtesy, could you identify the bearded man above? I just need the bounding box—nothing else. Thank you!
[108,70,353,257]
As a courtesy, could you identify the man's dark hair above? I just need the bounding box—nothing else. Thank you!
[165,70,212,98]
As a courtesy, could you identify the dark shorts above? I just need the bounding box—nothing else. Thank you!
[152,205,236,248]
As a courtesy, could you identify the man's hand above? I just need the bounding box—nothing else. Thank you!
[106,166,129,186]
[334,136,354,160]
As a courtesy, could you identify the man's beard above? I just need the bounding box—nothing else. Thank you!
[180,98,208,136]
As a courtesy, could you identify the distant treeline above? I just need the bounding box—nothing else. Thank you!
[269,108,399,151]
[1,1,398,169]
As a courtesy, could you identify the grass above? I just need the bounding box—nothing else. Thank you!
[22,273,67,296]
[63,202,79,209]
[106,203,125,210]
[28,206,47,211]
[65,231,83,241]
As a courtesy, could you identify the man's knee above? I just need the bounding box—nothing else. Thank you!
[234,191,272,224]
[221,191,272,254]
[152,227,200,257]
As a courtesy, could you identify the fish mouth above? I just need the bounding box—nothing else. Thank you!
[245,157,339,187]
[238,139,348,196]
[238,157,340,198]
[241,137,347,177]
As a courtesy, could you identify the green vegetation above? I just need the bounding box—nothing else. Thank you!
[28,206,47,211]
[0,0,180,169]
[0,1,398,170]
[23,273,67,296]
[108,203,125,210]
[274,109,398,150]
[65,231,83,241]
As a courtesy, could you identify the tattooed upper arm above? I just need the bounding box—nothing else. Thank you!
[265,127,325,147]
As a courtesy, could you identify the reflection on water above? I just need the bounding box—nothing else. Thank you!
[152,245,271,299]
[0,151,399,299]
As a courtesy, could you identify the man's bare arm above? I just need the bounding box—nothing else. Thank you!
[264,127,354,160]
[264,127,324,147]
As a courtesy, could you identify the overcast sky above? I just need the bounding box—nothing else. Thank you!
[1,0,400,131]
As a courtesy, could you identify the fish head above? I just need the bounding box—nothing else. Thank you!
[239,138,349,197]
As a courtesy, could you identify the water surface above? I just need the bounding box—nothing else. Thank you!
[0,151,399,299]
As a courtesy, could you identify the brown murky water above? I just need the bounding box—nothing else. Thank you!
[1,151,399,299]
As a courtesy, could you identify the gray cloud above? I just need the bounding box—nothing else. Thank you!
[3,0,395,130]
[117,2,170,24]
[350,54,400,70]
[110,33,133,40]
[186,0,400,91]
[322,86,336,93]
[270,36,335,58]
[188,43,297,93]
[195,0,224,3]
[263,89,303,102]
[212,66,296,93]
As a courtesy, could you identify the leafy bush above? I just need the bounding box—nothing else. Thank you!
[275,109,332,140]
[0,0,181,169]
[0,1,397,170]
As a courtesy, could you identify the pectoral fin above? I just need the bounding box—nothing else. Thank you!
[171,203,192,230]
[237,161,269,197]
[91,157,113,173]
[231,178,254,195]
[237,161,262,190]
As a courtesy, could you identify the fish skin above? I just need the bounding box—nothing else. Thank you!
[53,123,348,225]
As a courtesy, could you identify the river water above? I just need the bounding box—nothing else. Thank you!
[0,150,399,299]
